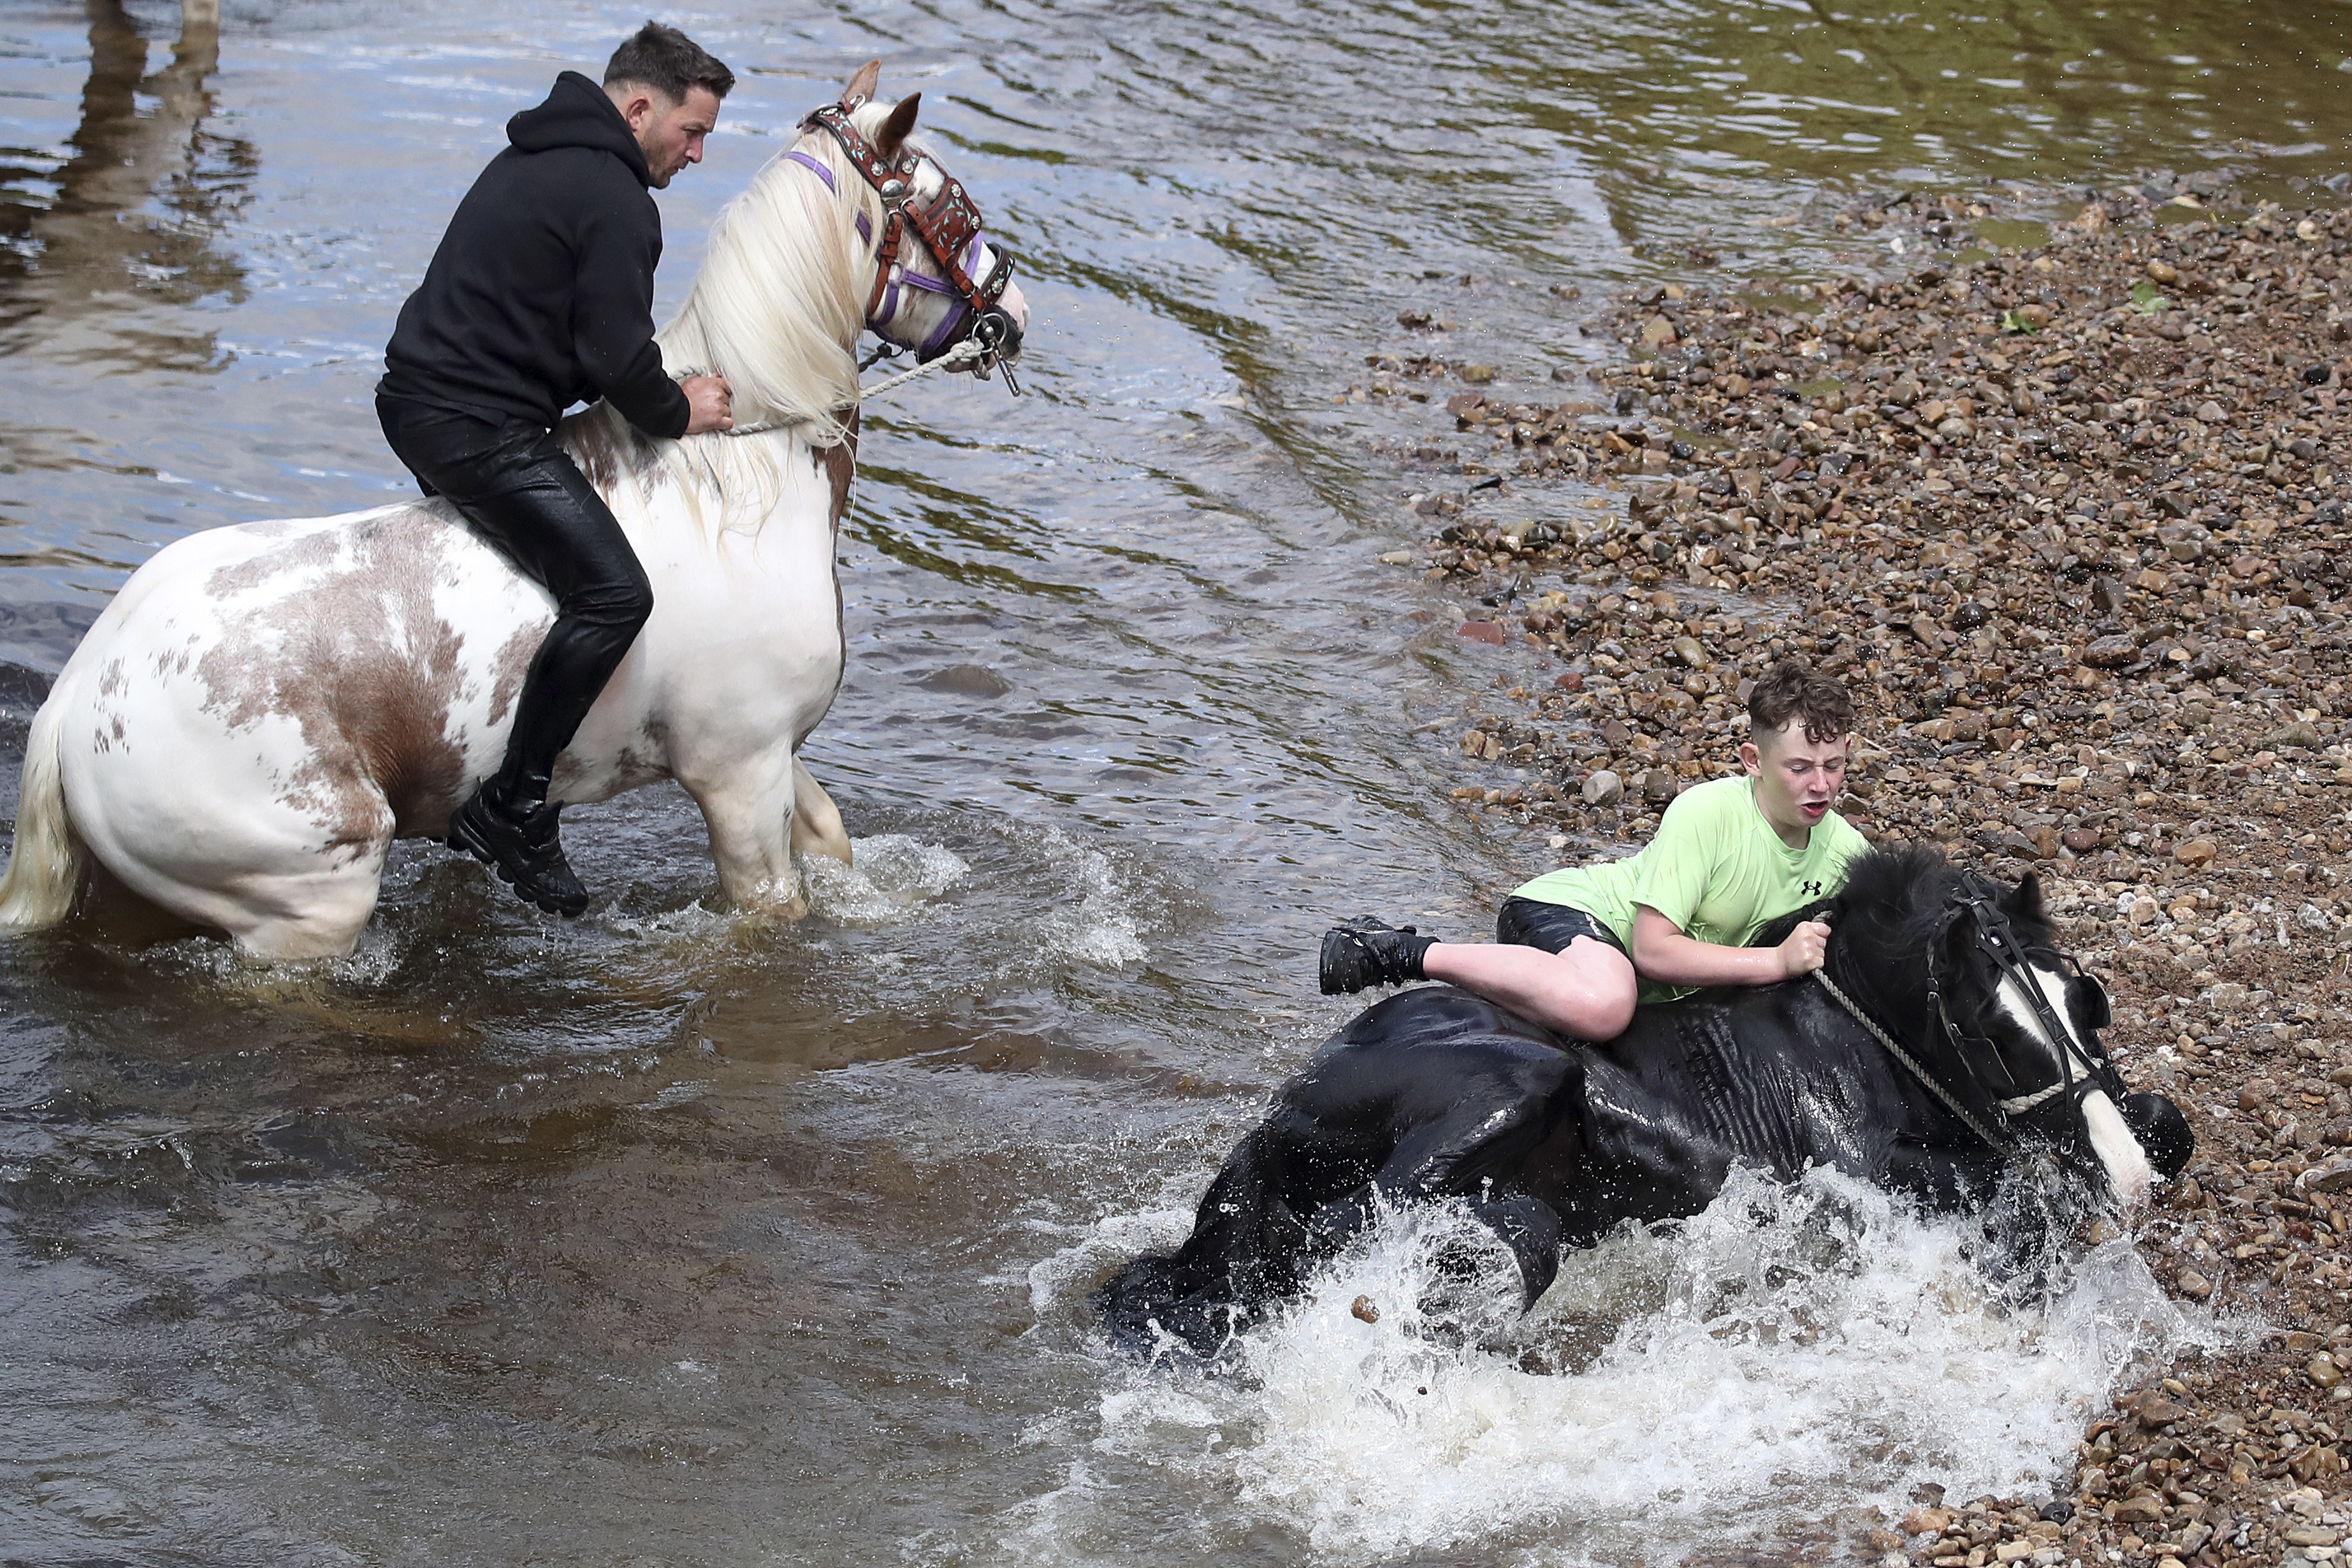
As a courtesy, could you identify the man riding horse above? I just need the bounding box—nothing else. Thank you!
[375,23,740,917]
[1324,662,1867,1034]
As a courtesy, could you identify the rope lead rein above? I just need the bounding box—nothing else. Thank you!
[673,339,992,439]
[1814,968,2015,1152]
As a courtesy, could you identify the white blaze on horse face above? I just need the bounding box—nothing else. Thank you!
[1994,963,2156,1208]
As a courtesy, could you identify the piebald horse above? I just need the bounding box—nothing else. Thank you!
[0,64,1026,959]
[1100,849,2195,1357]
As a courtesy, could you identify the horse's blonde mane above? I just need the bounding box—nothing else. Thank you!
[664,101,918,446]
[565,103,918,535]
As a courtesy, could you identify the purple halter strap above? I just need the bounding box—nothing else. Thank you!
[783,149,834,192]
[786,149,874,247]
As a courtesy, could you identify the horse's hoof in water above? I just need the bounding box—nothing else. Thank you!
[447,786,589,918]
[1319,917,1434,995]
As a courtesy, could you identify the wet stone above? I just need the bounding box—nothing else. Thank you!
[2305,1161,2352,1194]
[2081,634,2138,669]
[2266,720,2325,750]
[1582,769,1623,806]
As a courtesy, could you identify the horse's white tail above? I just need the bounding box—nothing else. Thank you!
[0,690,85,929]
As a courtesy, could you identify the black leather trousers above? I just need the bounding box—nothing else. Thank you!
[377,396,653,809]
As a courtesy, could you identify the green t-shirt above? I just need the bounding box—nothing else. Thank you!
[1512,774,1868,1004]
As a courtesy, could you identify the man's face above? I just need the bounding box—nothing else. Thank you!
[621,84,721,188]
[1739,718,1849,841]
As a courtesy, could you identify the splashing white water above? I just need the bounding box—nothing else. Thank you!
[1056,1166,2242,1565]
[979,817,1147,971]
[799,833,971,925]
[142,920,407,994]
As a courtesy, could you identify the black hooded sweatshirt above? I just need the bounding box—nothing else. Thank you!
[379,71,691,439]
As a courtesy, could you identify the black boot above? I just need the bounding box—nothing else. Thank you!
[447,780,589,917]
[1319,917,1437,995]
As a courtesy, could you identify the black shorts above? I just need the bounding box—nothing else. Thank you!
[1495,896,1630,959]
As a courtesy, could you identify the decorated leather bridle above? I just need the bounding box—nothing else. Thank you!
[783,96,1021,388]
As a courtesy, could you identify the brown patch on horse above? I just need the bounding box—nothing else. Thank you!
[562,407,660,497]
[817,409,859,537]
[195,509,474,848]
[205,527,338,599]
[485,621,539,729]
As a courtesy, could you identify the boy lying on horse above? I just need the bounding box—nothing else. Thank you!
[1323,661,1866,1034]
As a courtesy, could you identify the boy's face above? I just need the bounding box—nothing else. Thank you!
[1740,719,1850,841]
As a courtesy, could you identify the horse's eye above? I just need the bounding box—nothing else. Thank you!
[2074,975,2111,1031]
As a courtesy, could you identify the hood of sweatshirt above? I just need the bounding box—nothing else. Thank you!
[505,70,653,187]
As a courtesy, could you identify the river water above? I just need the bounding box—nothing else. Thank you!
[2,0,2342,1562]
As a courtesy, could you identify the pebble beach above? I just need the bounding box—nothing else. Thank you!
[1356,179,2352,1567]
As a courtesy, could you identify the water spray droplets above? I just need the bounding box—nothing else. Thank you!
[1070,1167,2242,1565]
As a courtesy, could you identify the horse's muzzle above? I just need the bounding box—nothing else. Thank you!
[961,284,1026,392]
[971,305,1024,363]
[2119,1091,2193,1180]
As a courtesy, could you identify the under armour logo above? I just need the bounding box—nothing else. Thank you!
[1802,880,1824,897]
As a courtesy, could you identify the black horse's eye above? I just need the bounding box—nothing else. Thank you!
[2073,975,2111,1032]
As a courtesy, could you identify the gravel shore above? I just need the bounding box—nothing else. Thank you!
[1358,182,2352,1565]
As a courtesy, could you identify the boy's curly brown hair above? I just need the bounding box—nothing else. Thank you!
[1746,661,1854,746]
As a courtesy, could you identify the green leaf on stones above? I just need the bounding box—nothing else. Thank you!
[2130,282,2172,314]
[1999,309,2039,333]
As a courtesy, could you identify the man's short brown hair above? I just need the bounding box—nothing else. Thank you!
[604,21,735,103]
[1746,661,1853,746]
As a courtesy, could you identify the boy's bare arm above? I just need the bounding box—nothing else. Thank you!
[1629,905,1830,989]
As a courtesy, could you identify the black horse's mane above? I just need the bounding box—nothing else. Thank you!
[1751,846,2061,990]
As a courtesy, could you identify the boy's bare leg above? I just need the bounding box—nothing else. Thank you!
[1422,937,1637,1042]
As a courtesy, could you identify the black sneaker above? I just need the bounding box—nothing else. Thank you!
[447,783,589,917]
[1319,917,1436,995]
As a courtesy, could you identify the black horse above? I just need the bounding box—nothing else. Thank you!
[1100,848,2193,1356]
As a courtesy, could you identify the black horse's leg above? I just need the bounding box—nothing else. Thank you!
[1462,1191,1567,1305]
[1305,1089,1572,1309]
[1094,1122,1320,1356]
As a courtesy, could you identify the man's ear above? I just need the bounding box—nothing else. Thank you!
[1738,739,1762,776]
[608,82,655,132]
[875,92,921,161]
[841,59,881,110]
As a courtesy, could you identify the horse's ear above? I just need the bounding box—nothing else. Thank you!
[875,92,921,161]
[841,59,881,110]
[2012,871,2044,919]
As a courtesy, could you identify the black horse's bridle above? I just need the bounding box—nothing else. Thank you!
[1927,878,2127,1116]
[784,97,1022,386]
[1817,873,2125,1153]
